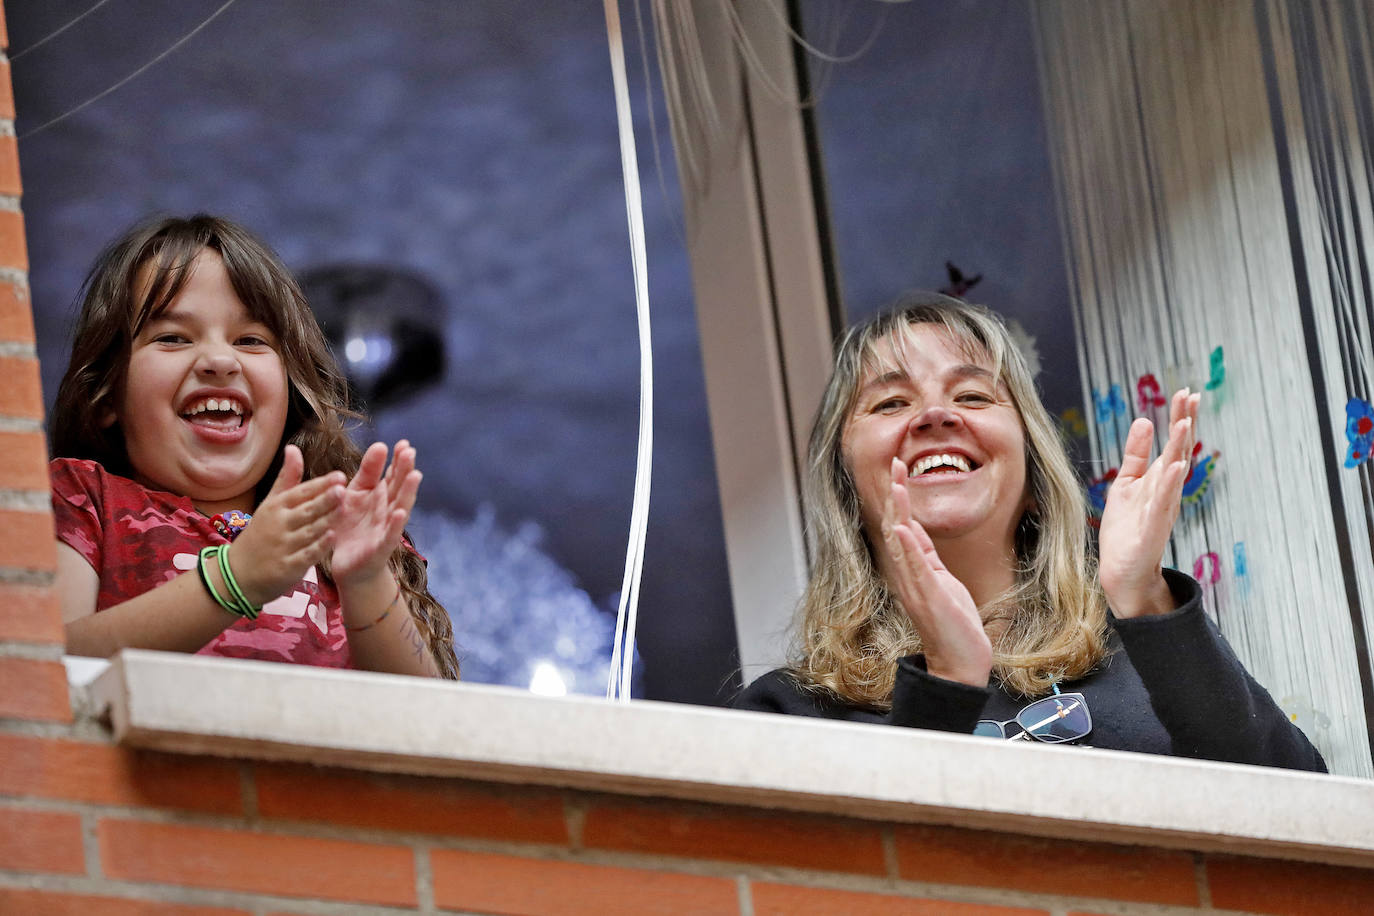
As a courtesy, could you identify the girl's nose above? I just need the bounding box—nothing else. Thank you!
[194,343,241,376]
[912,404,960,432]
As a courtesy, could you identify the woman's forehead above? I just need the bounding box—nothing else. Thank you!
[859,322,994,380]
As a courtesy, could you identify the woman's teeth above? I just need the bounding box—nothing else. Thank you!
[911,453,972,476]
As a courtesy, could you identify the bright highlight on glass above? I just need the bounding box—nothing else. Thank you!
[974,690,1091,743]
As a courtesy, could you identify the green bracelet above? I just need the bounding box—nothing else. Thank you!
[196,546,237,615]
[196,544,261,620]
[216,542,261,620]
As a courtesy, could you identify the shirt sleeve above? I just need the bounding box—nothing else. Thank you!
[1110,568,1327,772]
[886,656,992,731]
[49,458,104,573]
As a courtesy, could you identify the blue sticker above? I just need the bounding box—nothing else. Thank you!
[1346,397,1374,468]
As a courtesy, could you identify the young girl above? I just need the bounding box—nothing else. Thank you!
[50,214,459,679]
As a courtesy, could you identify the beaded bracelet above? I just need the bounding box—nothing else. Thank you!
[345,587,402,633]
[196,544,261,620]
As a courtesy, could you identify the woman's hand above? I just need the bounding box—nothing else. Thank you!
[230,444,345,606]
[330,440,421,590]
[1098,388,1200,618]
[881,458,992,686]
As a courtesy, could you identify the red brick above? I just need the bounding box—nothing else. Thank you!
[0,135,20,196]
[0,656,70,722]
[100,818,416,906]
[0,733,242,813]
[0,208,26,269]
[0,806,84,874]
[0,429,51,490]
[753,883,1046,916]
[0,581,63,642]
[255,763,568,843]
[431,848,738,915]
[0,889,248,916]
[0,281,33,342]
[1206,854,1374,915]
[894,825,1198,906]
[583,798,886,874]
[0,61,13,121]
[0,507,55,570]
[0,356,42,424]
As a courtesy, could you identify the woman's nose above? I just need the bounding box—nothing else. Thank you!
[912,404,960,432]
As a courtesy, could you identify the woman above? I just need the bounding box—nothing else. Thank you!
[735,293,1324,771]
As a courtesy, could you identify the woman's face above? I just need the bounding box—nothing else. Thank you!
[841,323,1030,558]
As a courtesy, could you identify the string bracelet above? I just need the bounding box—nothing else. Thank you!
[346,587,402,633]
[196,544,261,619]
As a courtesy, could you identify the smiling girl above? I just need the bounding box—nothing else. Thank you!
[735,293,1322,770]
[49,215,458,679]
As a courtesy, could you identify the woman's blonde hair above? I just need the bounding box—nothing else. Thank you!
[791,292,1107,703]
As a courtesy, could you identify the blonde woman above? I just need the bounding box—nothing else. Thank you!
[735,294,1323,770]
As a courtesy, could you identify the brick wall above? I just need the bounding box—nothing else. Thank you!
[1,3,1373,913]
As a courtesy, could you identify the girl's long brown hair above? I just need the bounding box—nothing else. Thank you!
[51,214,459,678]
[791,293,1107,703]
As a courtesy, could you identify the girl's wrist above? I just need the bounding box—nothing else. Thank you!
[338,571,399,628]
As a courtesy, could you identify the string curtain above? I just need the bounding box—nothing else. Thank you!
[1033,0,1374,776]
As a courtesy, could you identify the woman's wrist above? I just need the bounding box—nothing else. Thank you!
[1105,572,1176,619]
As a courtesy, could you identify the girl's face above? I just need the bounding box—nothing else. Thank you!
[842,323,1029,557]
[114,249,288,515]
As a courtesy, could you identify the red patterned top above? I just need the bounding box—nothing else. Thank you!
[50,458,351,668]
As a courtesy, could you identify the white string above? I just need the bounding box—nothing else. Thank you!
[18,0,240,140]
[9,0,115,61]
[603,0,654,702]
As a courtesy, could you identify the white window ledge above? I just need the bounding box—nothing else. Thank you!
[90,650,1374,867]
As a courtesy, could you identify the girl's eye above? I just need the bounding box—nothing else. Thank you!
[236,334,273,347]
[152,333,188,345]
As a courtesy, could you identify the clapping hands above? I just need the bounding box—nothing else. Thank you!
[1098,389,1200,618]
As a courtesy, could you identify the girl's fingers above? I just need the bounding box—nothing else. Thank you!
[263,444,304,500]
[352,442,388,491]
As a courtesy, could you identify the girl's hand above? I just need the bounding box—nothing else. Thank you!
[330,440,421,590]
[230,444,345,606]
[881,458,992,686]
[1098,388,1200,618]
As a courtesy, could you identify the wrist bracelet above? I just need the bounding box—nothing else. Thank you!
[196,544,261,620]
[346,587,402,633]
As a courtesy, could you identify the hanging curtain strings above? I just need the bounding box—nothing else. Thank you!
[603,0,655,702]
[17,0,240,140]
[1032,0,1374,777]
[9,0,115,62]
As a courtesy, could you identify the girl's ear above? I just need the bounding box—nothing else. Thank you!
[99,406,117,428]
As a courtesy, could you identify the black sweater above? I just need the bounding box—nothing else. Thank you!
[734,570,1326,772]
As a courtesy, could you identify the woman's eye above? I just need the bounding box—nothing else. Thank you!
[874,397,907,413]
[957,391,993,405]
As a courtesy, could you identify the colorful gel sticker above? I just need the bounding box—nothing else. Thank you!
[1279,694,1332,731]
[1182,447,1220,505]
[1059,406,1088,440]
[1345,397,1374,468]
[1233,541,1251,598]
[1192,551,1221,587]
[1086,468,1117,524]
[1205,346,1225,391]
[1136,373,1165,411]
[1093,384,1128,424]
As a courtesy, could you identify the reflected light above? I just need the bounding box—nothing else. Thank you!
[529,661,568,697]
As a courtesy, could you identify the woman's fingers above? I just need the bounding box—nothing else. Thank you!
[1118,417,1155,480]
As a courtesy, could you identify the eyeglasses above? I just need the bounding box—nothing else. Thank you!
[973,685,1091,743]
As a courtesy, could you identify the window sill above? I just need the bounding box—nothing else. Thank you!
[90,649,1373,867]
